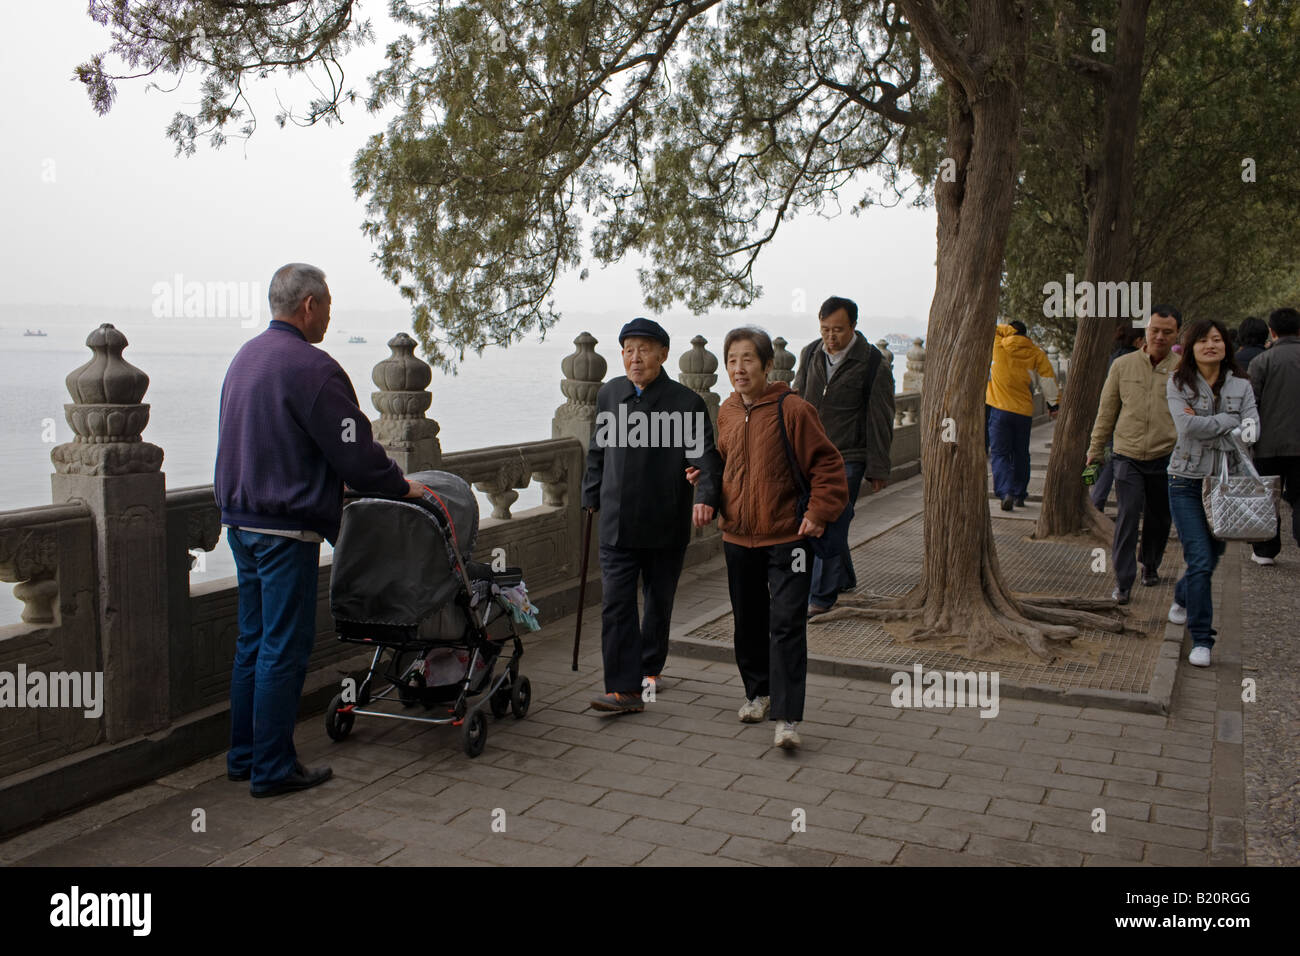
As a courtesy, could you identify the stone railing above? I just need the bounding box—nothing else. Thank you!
[0,321,929,837]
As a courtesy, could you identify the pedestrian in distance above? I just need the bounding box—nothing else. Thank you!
[689,327,847,749]
[581,317,722,714]
[1086,306,1182,605]
[1246,307,1300,565]
[792,295,895,619]
[1235,316,1270,374]
[215,263,424,797]
[1166,318,1260,667]
[985,320,1060,511]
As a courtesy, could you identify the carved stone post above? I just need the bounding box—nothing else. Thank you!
[902,337,926,393]
[771,337,796,386]
[875,339,895,370]
[372,333,441,472]
[50,324,168,742]
[678,335,720,429]
[552,332,607,450]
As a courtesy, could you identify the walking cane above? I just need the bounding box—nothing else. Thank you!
[572,507,594,671]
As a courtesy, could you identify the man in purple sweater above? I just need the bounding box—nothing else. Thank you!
[215,263,420,798]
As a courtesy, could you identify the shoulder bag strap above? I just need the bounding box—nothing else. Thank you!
[775,393,811,503]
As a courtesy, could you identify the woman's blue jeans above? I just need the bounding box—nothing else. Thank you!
[227,528,322,789]
[1167,476,1225,648]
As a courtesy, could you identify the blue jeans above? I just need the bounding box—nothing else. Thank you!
[1167,477,1225,648]
[227,528,322,789]
[810,460,867,608]
[987,406,1032,499]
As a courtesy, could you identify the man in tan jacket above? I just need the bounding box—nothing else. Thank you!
[1087,306,1182,603]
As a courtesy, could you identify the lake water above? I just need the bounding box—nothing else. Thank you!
[0,308,912,626]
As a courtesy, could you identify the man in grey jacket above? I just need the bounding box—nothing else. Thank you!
[793,296,895,616]
[1247,307,1300,564]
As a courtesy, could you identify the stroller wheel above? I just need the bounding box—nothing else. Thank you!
[489,683,511,719]
[325,692,355,742]
[462,710,488,758]
[510,676,532,719]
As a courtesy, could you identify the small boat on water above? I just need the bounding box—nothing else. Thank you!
[24,330,47,337]
[347,335,367,344]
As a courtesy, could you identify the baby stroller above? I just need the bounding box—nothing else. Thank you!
[326,470,532,757]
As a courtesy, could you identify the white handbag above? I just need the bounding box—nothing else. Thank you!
[1201,435,1281,542]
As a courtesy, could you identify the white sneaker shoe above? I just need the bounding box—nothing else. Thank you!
[774,721,801,749]
[1251,553,1276,566]
[738,696,770,723]
[1168,602,1187,625]
[1188,645,1211,667]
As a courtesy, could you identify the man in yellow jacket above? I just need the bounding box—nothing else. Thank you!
[986,321,1059,511]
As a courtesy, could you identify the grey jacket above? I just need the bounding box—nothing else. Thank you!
[1166,371,1260,478]
[792,332,896,480]
[1248,336,1300,458]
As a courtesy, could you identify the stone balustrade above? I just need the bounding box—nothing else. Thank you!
[0,320,928,837]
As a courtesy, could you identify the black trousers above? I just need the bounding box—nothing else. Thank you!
[1252,455,1300,559]
[1112,453,1172,592]
[598,544,687,694]
[724,539,812,722]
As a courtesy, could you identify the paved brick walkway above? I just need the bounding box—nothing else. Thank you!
[0,423,1264,867]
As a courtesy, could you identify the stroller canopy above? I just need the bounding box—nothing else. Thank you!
[330,470,479,628]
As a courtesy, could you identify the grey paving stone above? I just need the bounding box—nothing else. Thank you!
[966,834,1083,866]
[1058,758,1159,786]
[1028,823,1144,861]
[576,768,675,798]
[687,806,796,843]
[1044,788,1151,821]
[640,846,744,866]
[662,782,765,814]
[895,844,1011,866]
[718,835,835,866]
[594,790,697,824]
[1005,768,1103,795]
[825,791,928,822]
[1103,780,1208,811]
[887,782,991,813]
[854,815,968,851]
[541,824,657,865]
[942,772,1046,804]
[852,760,948,788]
[615,817,729,854]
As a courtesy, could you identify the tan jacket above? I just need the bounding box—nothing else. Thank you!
[1087,348,1180,461]
[716,382,848,548]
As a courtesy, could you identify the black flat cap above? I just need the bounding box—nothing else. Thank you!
[619,317,670,348]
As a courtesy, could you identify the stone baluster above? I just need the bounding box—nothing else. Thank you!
[678,335,721,428]
[50,324,168,741]
[1046,346,1061,379]
[371,333,442,472]
[902,337,925,393]
[770,337,797,385]
[552,332,607,450]
[475,456,532,520]
[875,339,895,371]
[0,524,58,624]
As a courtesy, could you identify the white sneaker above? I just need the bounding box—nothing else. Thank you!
[1168,602,1187,625]
[1188,645,1211,667]
[1251,553,1276,566]
[774,721,801,749]
[738,696,770,723]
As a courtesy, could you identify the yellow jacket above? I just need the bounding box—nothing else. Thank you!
[1087,348,1179,461]
[986,325,1059,417]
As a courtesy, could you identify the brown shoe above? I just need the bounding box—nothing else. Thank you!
[590,691,645,714]
[807,605,831,620]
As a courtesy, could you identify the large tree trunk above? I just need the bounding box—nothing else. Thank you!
[823,0,1128,657]
[1036,0,1152,539]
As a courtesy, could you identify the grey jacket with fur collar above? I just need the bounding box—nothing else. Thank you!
[1166,371,1260,479]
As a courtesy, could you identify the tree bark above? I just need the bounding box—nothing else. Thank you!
[1036,0,1152,539]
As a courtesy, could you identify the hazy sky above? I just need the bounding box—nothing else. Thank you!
[0,4,939,340]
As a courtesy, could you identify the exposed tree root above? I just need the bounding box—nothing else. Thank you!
[1084,500,1115,545]
[812,511,1130,660]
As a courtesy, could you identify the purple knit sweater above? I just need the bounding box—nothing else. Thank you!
[215,321,407,544]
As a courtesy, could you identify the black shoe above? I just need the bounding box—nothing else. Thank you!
[1142,570,1160,587]
[1001,496,1015,511]
[250,761,333,798]
[1112,587,1130,605]
[1015,496,1027,507]
[227,769,250,782]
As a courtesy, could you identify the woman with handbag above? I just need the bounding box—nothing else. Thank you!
[688,327,847,748]
[1166,318,1261,667]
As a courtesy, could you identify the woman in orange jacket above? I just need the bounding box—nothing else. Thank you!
[689,327,848,748]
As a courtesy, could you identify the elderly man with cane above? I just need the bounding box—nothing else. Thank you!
[581,318,722,713]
